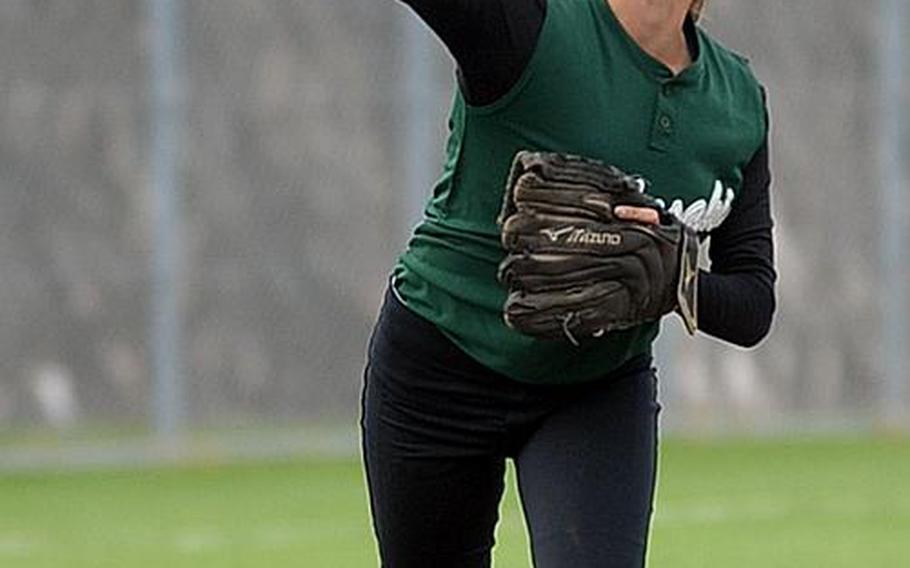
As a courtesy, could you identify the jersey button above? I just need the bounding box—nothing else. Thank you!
[662,84,673,96]
[659,115,673,131]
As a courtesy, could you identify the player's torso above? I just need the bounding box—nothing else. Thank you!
[396,0,767,383]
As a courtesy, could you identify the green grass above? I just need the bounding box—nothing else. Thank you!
[0,437,908,567]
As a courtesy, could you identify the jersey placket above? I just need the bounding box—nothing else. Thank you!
[649,81,678,152]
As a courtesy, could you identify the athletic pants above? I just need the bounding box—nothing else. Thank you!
[361,286,661,567]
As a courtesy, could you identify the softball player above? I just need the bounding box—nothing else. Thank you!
[361,0,776,566]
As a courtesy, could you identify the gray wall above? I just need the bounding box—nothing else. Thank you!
[0,1,905,451]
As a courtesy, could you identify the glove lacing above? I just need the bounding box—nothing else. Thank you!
[560,312,581,347]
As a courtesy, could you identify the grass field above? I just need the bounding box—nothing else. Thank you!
[0,437,908,567]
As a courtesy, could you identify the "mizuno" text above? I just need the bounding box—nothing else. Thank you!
[541,226,622,246]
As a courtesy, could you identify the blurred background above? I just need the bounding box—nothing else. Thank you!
[1,0,907,467]
[0,1,908,566]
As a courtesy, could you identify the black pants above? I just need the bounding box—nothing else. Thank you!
[361,287,661,567]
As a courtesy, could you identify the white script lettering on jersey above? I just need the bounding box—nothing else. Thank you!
[655,180,735,233]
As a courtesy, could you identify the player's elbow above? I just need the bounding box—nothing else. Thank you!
[698,271,776,348]
[728,290,776,348]
[732,324,771,349]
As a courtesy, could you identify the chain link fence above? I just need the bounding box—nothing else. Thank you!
[0,0,906,468]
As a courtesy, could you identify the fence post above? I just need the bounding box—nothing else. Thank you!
[148,0,185,441]
[400,9,436,235]
[879,0,907,425]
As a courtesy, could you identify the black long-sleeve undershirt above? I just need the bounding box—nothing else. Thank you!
[399,0,777,347]
[401,0,546,106]
[698,141,775,346]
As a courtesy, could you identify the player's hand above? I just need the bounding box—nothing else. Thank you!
[614,206,660,225]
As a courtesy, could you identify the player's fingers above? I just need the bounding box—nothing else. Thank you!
[614,206,660,225]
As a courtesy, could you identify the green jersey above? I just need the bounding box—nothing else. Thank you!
[394,0,767,383]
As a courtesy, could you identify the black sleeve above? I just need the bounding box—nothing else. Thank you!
[697,138,777,347]
[399,0,546,106]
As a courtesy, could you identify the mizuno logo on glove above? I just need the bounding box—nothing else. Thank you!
[540,226,622,246]
[540,226,576,242]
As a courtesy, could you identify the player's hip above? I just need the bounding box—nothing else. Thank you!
[361,285,656,458]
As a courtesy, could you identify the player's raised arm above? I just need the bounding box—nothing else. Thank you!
[398,0,546,105]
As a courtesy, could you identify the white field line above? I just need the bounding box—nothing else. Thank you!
[0,521,367,556]
[654,501,789,526]
[173,528,227,553]
[0,533,35,556]
[654,496,910,527]
[250,524,300,548]
[170,522,365,552]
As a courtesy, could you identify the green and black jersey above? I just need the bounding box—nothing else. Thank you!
[394,0,776,383]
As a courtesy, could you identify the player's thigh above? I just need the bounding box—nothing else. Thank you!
[361,361,508,568]
[515,368,660,568]
[360,289,510,567]
[364,445,506,566]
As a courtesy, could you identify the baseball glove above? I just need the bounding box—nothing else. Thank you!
[496,150,699,345]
